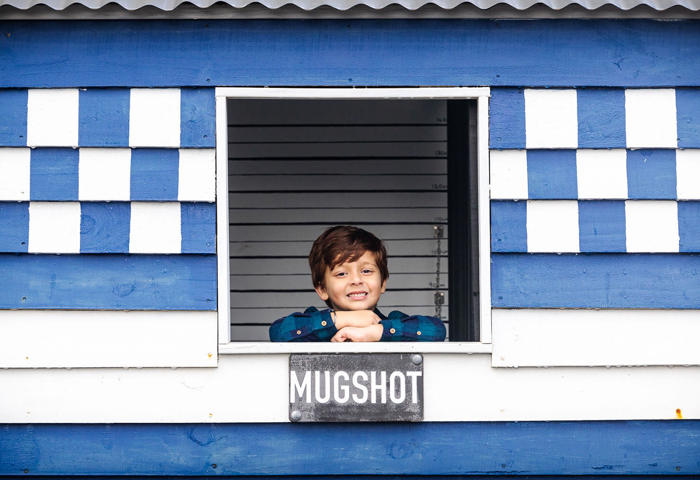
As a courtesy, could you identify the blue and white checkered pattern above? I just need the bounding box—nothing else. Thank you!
[0,88,216,255]
[489,87,700,253]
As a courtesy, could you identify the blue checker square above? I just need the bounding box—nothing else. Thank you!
[130,149,179,200]
[527,150,578,199]
[626,149,676,199]
[30,148,79,200]
[676,88,700,148]
[79,89,130,147]
[0,89,28,146]
[181,88,216,148]
[181,203,216,253]
[80,202,131,253]
[577,88,626,148]
[679,202,700,252]
[578,201,626,252]
[0,202,29,252]
[490,201,527,252]
[489,88,525,149]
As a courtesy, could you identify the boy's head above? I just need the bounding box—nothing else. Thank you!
[309,226,389,310]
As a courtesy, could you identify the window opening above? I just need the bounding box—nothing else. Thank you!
[226,98,478,342]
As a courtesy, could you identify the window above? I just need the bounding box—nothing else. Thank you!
[215,88,491,350]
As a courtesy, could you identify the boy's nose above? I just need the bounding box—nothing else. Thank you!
[349,271,363,283]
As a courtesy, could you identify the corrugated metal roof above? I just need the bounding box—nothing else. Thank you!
[2,0,699,10]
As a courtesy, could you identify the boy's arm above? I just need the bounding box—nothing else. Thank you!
[269,307,338,342]
[380,311,446,342]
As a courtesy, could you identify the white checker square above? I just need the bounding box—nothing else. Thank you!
[524,89,578,149]
[625,201,679,253]
[129,89,181,148]
[129,202,181,254]
[676,149,700,200]
[489,149,528,199]
[78,148,131,201]
[178,149,216,202]
[27,89,79,147]
[625,89,677,148]
[576,149,628,199]
[0,148,30,200]
[28,202,80,253]
[527,200,579,252]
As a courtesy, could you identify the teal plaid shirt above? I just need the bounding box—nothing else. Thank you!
[269,306,446,342]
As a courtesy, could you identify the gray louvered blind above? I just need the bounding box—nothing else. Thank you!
[228,99,448,341]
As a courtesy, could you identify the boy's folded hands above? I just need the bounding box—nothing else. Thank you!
[331,310,383,342]
[332,310,381,329]
[331,324,384,342]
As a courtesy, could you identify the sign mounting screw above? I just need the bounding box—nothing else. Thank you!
[411,354,423,365]
[290,410,302,422]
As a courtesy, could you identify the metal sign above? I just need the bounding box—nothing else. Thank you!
[289,353,423,422]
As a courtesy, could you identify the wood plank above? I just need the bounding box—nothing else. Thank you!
[230,290,449,309]
[492,309,700,367]
[5,21,699,89]
[228,99,446,125]
[228,125,446,143]
[230,256,448,275]
[0,254,216,310]
[230,239,447,257]
[228,142,446,158]
[229,208,447,224]
[229,272,445,290]
[492,253,700,308]
[228,191,447,208]
[231,305,446,326]
[0,310,217,368]
[229,174,446,192]
[229,158,447,175]
[229,224,446,242]
[3,421,699,474]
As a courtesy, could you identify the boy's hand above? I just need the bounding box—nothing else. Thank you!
[333,310,381,329]
[331,324,383,342]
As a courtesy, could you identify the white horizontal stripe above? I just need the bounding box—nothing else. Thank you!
[1,352,699,422]
[0,310,216,368]
[28,201,80,253]
[492,309,700,367]
[625,89,677,148]
[0,148,30,201]
[129,201,182,253]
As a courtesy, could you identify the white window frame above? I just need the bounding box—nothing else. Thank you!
[215,87,492,354]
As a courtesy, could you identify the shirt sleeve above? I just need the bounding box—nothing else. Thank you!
[269,307,338,342]
[380,310,446,342]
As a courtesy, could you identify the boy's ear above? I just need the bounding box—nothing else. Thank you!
[314,284,329,301]
[381,278,387,293]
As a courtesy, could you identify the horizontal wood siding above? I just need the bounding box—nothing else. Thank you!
[228,99,448,340]
[1,21,699,87]
[1,421,699,475]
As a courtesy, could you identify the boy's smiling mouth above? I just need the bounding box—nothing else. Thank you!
[347,291,368,299]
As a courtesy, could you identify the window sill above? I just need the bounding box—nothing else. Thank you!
[218,342,492,355]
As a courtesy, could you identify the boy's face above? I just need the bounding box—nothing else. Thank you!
[315,250,387,311]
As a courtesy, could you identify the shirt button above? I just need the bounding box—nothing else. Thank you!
[417,331,422,336]
[296,330,302,335]
[321,320,327,327]
[390,328,396,334]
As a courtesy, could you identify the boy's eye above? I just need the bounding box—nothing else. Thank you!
[362,268,374,274]
[335,272,346,277]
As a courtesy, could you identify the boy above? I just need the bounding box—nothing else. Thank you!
[269,225,446,342]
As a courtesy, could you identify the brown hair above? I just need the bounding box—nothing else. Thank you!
[309,225,389,295]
